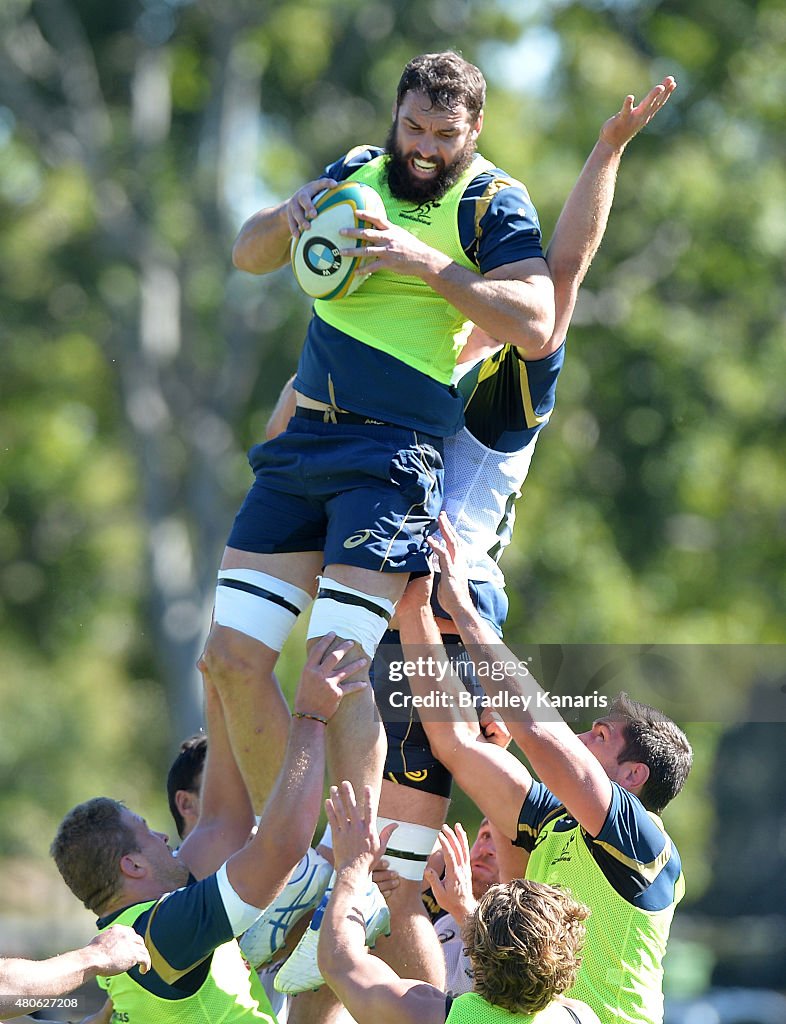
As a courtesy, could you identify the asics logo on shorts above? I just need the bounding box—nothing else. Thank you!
[343,529,372,549]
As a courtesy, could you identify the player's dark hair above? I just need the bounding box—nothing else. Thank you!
[51,797,139,914]
[396,51,486,120]
[167,733,207,839]
[611,693,693,813]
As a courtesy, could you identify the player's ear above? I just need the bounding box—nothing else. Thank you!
[175,788,199,819]
[120,853,146,879]
[472,111,484,139]
[623,760,650,793]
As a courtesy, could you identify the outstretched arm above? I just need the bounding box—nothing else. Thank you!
[178,677,255,880]
[547,76,677,345]
[0,927,150,1018]
[396,576,533,840]
[176,671,254,880]
[223,636,368,909]
[429,513,614,838]
[318,783,447,1024]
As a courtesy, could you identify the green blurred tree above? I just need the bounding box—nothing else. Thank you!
[500,0,786,647]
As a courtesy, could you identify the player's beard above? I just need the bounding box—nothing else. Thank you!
[385,120,476,203]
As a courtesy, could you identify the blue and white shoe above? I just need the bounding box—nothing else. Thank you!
[274,876,390,994]
[240,847,332,968]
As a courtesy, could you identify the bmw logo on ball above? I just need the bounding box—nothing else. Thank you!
[303,237,342,277]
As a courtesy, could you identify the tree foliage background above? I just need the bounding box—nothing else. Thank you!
[1,0,784,991]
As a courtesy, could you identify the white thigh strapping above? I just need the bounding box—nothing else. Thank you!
[306,576,395,659]
[377,817,440,882]
[214,569,311,652]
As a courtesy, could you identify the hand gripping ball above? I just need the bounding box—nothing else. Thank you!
[291,182,386,300]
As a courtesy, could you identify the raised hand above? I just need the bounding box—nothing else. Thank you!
[294,634,369,724]
[325,782,398,876]
[599,76,677,152]
[427,511,473,621]
[423,823,477,922]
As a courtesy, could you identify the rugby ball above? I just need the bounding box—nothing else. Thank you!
[290,182,386,301]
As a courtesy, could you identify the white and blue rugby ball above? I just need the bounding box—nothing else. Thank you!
[291,181,386,301]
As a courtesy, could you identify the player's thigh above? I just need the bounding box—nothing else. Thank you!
[225,482,327,571]
[220,547,323,595]
[322,429,443,578]
[323,563,409,605]
[371,630,456,805]
[379,777,449,831]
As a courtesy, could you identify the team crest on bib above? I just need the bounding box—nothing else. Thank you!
[400,200,440,224]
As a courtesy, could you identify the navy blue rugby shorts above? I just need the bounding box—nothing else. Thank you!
[227,414,444,574]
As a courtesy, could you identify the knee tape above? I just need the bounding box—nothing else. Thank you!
[377,817,440,882]
[306,577,395,659]
[214,569,311,652]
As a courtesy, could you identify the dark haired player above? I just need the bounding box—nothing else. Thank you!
[275,75,680,1000]
[199,50,555,996]
[399,512,693,1024]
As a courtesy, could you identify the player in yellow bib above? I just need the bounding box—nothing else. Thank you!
[199,50,555,880]
[247,78,679,1013]
[397,514,693,1024]
[316,781,600,1024]
[49,637,367,1024]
